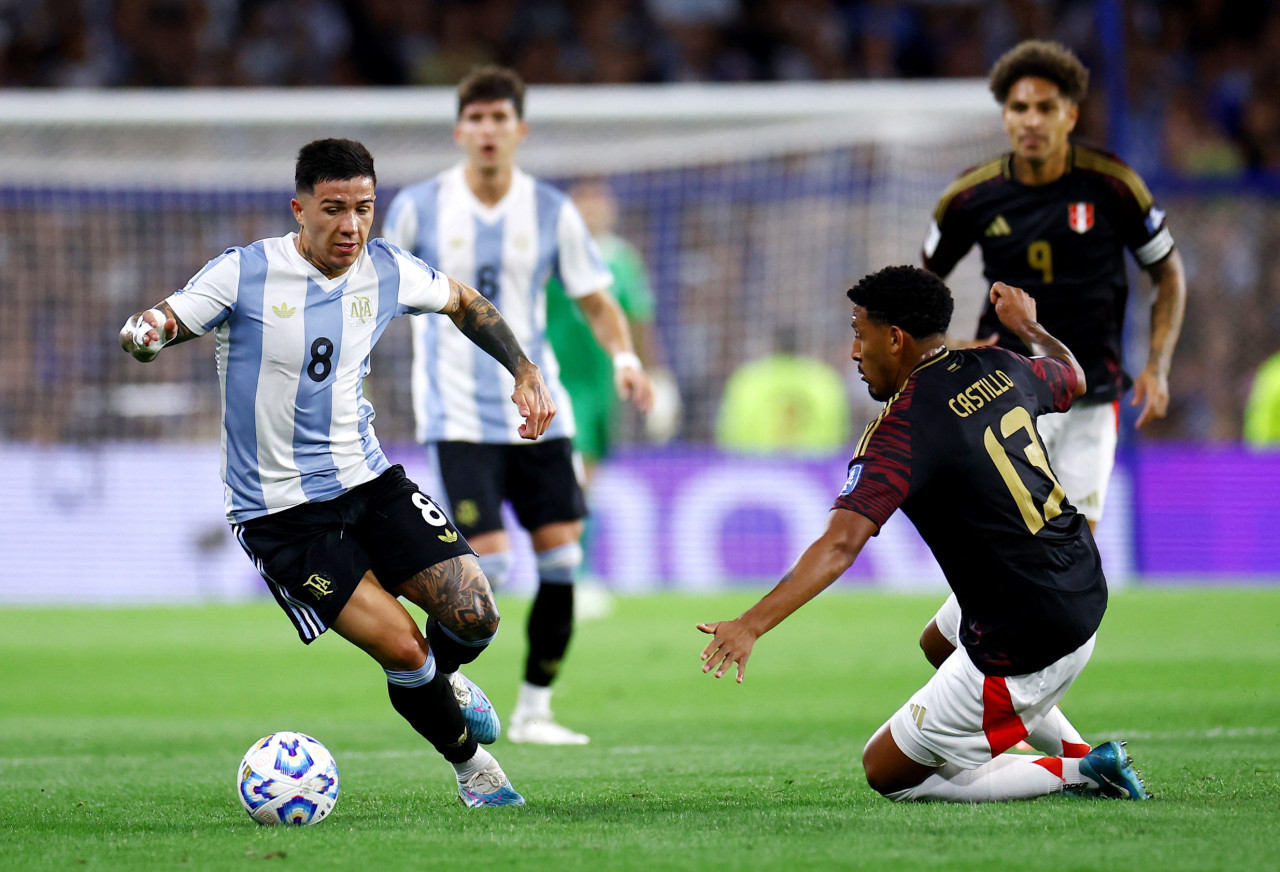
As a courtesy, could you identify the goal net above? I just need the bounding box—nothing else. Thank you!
[0,81,1002,446]
[0,82,1012,600]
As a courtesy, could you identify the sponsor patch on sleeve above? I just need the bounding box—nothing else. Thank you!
[839,463,863,496]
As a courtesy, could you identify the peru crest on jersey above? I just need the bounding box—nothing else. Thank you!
[1067,202,1094,234]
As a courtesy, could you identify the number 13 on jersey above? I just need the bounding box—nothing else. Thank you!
[983,406,1066,534]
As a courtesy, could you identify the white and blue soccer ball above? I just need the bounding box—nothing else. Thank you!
[237,731,340,826]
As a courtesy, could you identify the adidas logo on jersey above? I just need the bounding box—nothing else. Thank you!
[984,215,1012,237]
[272,302,296,318]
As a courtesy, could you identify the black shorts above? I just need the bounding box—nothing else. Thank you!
[433,438,587,537]
[233,465,473,644]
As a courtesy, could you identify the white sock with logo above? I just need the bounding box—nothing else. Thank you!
[885,754,1068,802]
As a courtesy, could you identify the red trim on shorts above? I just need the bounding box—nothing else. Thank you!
[982,675,1029,756]
[1063,741,1091,759]
[1032,757,1064,779]
[1111,400,1121,432]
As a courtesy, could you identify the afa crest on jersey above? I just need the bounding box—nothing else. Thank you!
[1067,202,1094,234]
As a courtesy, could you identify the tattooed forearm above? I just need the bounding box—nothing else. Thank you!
[395,556,499,639]
[447,279,531,376]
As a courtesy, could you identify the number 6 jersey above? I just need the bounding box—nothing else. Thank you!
[165,234,451,524]
[834,346,1106,676]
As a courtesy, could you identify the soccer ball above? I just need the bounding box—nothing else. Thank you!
[237,731,340,826]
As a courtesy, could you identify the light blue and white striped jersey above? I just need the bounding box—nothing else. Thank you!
[382,164,613,444]
[165,233,451,523]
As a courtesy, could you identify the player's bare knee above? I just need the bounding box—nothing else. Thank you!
[861,750,896,796]
[379,634,429,672]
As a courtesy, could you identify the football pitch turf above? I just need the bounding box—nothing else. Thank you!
[2,588,1277,871]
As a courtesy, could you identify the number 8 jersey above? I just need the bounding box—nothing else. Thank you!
[165,234,451,524]
[834,346,1106,677]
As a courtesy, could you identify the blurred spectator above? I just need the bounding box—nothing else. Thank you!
[11,0,1280,447]
[716,326,851,456]
[1243,350,1280,448]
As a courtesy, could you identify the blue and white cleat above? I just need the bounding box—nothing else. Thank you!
[1079,740,1151,800]
[457,758,526,808]
[449,672,500,744]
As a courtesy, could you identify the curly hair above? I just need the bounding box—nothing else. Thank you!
[989,40,1089,104]
[847,266,953,339]
[457,65,526,119]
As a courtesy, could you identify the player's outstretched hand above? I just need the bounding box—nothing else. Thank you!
[1131,365,1170,428]
[512,362,556,440]
[120,307,177,362]
[697,619,758,683]
[990,281,1037,333]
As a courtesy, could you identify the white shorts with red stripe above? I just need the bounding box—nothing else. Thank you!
[1035,400,1120,524]
[886,633,1096,769]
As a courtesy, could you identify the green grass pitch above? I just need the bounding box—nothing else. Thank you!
[2,588,1278,871]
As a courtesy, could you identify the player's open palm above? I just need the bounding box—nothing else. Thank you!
[698,619,758,683]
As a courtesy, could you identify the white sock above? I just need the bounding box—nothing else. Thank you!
[452,747,494,782]
[515,682,553,718]
[886,754,1068,802]
[1026,706,1090,757]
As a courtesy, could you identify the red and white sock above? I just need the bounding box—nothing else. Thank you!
[885,753,1094,802]
[1025,706,1090,758]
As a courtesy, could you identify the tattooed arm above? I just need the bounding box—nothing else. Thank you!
[440,277,556,439]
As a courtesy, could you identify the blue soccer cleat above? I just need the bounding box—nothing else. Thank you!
[1079,740,1151,800]
[457,758,526,808]
[448,672,501,745]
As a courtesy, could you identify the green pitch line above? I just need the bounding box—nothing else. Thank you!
[1,589,1277,872]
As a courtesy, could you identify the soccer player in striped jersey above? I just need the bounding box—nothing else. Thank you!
[699,266,1149,802]
[383,66,653,746]
[120,138,550,807]
[918,40,1186,751]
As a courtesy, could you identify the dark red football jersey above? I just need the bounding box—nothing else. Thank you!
[834,347,1106,676]
[923,145,1175,404]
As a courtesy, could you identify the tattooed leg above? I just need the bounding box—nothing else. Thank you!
[394,556,499,672]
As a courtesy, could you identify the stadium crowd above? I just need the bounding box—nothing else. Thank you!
[3,0,1280,445]
[4,0,1280,178]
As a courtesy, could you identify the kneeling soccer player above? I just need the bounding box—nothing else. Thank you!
[698,266,1149,802]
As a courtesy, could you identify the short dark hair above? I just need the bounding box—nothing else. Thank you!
[847,266,953,339]
[294,139,376,195]
[457,64,525,119]
[989,40,1089,104]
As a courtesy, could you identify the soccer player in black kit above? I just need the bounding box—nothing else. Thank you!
[918,40,1186,761]
[698,266,1149,802]
[924,39,1185,530]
